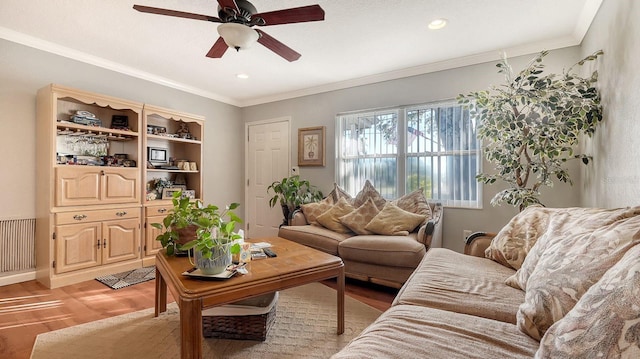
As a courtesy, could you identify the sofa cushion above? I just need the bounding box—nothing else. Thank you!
[331,305,539,359]
[316,197,355,234]
[505,206,640,291]
[365,202,425,236]
[352,180,386,209]
[300,197,333,225]
[516,213,640,341]
[277,225,353,256]
[338,233,425,268]
[394,248,524,324]
[392,188,432,224]
[536,243,640,358]
[485,205,552,270]
[339,198,380,235]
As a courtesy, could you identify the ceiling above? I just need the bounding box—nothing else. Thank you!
[0,0,602,107]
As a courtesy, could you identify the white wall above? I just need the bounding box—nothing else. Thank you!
[0,39,244,221]
[242,46,585,253]
[580,0,640,207]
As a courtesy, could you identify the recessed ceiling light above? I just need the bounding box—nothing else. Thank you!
[236,73,249,79]
[428,18,448,30]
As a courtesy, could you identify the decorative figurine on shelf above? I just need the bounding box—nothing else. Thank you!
[176,121,192,139]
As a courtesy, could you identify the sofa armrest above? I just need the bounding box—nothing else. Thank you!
[464,232,496,257]
[289,208,309,226]
[418,202,443,249]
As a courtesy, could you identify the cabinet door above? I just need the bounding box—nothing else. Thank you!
[102,168,139,204]
[56,167,101,206]
[145,215,166,256]
[55,222,101,274]
[102,218,140,265]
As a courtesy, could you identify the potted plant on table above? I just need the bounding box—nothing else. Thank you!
[267,175,323,226]
[152,191,243,275]
[457,50,603,211]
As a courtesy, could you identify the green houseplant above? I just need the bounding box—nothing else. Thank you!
[458,50,603,211]
[152,191,243,274]
[267,175,323,225]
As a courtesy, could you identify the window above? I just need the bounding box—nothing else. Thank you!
[336,100,481,208]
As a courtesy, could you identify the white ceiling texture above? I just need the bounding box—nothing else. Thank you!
[0,0,602,107]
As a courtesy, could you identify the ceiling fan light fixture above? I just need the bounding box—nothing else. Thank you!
[428,18,448,30]
[217,23,259,51]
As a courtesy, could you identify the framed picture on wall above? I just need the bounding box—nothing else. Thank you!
[298,126,326,167]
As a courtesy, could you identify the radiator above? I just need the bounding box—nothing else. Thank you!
[0,218,36,273]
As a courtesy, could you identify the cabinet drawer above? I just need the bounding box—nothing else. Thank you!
[57,208,140,225]
[146,205,172,217]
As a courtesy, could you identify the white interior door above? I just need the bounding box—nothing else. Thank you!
[246,119,290,239]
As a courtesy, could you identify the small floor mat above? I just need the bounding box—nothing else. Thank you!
[95,266,155,290]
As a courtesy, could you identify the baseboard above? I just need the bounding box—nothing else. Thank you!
[0,269,36,286]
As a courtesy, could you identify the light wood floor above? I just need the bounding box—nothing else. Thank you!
[0,277,397,359]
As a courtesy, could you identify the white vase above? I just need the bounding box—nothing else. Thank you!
[195,244,232,275]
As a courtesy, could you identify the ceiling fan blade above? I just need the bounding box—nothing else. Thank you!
[133,5,221,23]
[206,37,229,58]
[254,5,325,26]
[217,0,239,12]
[256,29,301,62]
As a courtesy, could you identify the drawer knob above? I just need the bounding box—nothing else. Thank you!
[116,211,127,217]
[158,208,167,213]
[73,214,87,221]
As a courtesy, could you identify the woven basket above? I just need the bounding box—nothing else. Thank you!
[202,292,278,341]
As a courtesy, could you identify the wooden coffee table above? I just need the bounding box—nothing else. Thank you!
[155,236,345,359]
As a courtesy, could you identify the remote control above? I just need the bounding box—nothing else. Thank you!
[262,248,277,257]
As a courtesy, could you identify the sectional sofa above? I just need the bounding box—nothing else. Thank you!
[332,205,640,358]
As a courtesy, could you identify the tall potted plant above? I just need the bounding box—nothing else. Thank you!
[267,175,323,225]
[152,191,243,274]
[458,50,603,211]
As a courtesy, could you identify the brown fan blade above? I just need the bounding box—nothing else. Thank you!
[133,5,221,23]
[217,0,239,12]
[256,29,301,62]
[254,5,324,26]
[206,37,229,58]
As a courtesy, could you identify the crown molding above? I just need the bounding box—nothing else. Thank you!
[238,35,581,107]
[0,26,241,107]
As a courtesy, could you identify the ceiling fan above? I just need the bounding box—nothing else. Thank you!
[133,0,325,62]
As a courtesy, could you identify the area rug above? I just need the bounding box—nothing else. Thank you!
[30,282,381,359]
[95,266,155,289]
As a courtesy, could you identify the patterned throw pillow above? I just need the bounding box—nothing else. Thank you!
[485,205,553,270]
[316,197,355,234]
[392,188,432,220]
[352,180,386,210]
[505,206,640,291]
[536,243,640,358]
[301,197,333,225]
[516,213,640,341]
[339,198,381,235]
[328,183,353,204]
[365,202,426,236]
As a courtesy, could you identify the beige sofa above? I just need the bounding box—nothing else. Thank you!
[332,205,640,358]
[278,184,443,288]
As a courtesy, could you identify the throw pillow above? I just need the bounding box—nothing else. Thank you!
[392,188,432,220]
[484,205,553,270]
[316,197,355,234]
[505,206,640,291]
[352,180,386,209]
[301,197,333,225]
[365,202,425,236]
[516,214,640,341]
[327,183,353,204]
[339,198,380,235]
[535,243,640,358]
